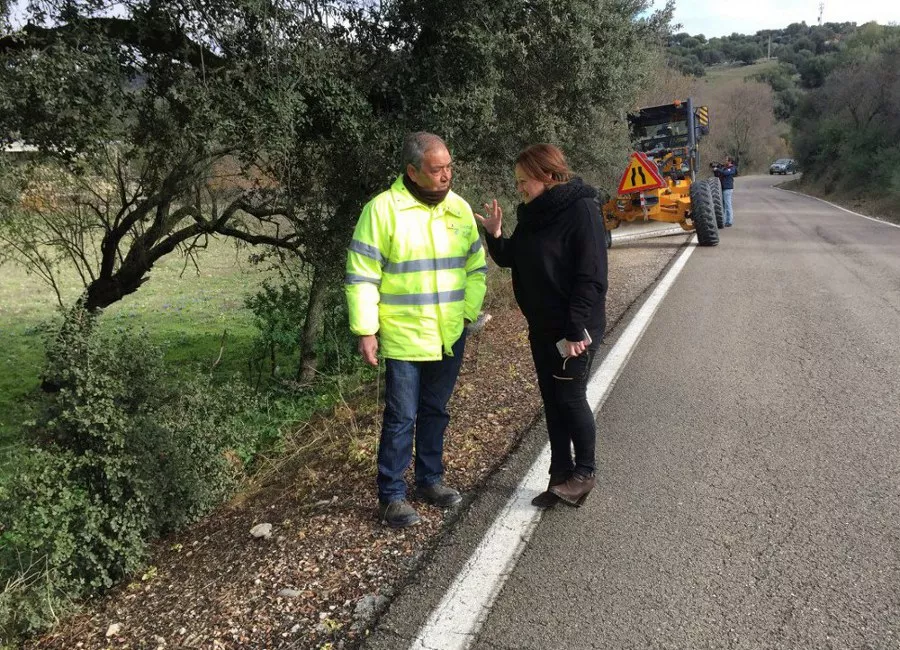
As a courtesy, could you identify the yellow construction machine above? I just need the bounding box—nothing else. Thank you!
[602,98,721,247]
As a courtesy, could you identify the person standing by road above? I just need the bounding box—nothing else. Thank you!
[476,144,607,508]
[714,155,738,227]
[345,132,488,529]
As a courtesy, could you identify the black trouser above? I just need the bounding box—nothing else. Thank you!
[529,336,598,477]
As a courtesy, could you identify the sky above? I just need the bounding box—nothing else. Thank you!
[6,0,899,35]
[656,0,900,38]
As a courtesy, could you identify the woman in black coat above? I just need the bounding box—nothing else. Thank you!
[475,144,608,507]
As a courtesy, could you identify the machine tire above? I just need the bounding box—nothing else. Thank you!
[706,177,725,229]
[689,181,719,247]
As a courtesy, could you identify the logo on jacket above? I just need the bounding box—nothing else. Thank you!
[446,222,472,239]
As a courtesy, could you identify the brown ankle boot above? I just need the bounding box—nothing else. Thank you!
[530,472,571,508]
[549,472,595,507]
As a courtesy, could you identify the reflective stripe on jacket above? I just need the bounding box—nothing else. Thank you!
[345,175,488,361]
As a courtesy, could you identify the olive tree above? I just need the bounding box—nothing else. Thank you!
[0,1,391,381]
[0,5,311,314]
[375,0,673,198]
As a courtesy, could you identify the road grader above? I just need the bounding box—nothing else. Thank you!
[602,97,721,247]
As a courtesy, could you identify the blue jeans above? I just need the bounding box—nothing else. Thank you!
[377,331,467,503]
[723,188,734,225]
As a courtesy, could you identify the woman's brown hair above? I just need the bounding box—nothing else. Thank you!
[515,144,573,186]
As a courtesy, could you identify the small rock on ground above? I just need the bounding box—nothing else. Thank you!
[249,523,273,539]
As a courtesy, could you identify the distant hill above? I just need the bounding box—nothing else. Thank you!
[668,21,889,122]
[667,21,858,77]
[676,19,900,216]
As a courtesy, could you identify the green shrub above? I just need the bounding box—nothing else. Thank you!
[1,446,150,593]
[132,376,256,532]
[0,308,258,641]
[246,278,362,382]
[246,280,308,380]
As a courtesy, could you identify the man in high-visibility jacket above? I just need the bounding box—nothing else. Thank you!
[345,132,487,528]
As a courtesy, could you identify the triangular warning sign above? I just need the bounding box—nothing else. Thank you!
[617,151,667,195]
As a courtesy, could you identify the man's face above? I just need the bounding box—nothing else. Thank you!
[408,145,452,191]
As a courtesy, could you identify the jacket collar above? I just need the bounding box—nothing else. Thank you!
[389,175,461,214]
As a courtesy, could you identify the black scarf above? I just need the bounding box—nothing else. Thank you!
[403,173,450,206]
[516,178,597,231]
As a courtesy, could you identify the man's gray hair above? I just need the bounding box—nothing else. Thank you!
[402,132,447,171]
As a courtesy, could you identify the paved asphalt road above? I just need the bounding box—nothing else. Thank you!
[472,176,900,649]
[366,176,900,650]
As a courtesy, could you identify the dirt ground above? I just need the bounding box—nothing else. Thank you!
[28,307,544,650]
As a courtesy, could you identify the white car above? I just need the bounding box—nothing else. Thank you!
[769,158,797,175]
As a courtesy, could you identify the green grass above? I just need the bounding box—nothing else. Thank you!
[0,237,273,465]
[703,60,778,83]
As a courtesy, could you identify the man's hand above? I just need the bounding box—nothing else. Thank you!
[465,312,492,333]
[563,339,588,358]
[359,335,378,367]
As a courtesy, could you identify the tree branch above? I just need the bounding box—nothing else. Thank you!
[0,18,226,70]
[213,223,301,250]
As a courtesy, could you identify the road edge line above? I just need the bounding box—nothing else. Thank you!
[408,236,699,650]
[775,187,900,229]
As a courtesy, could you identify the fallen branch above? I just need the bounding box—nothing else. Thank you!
[211,330,227,371]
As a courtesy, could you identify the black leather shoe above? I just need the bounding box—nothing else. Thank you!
[531,490,560,508]
[531,472,571,508]
[378,500,421,528]
[416,482,462,507]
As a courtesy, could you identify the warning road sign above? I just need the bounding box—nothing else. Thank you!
[696,105,710,135]
[696,105,709,127]
[617,151,666,195]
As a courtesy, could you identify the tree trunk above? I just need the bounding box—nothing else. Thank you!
[83,269,150,312]
[297,264,331,384]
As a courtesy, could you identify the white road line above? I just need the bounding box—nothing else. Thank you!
[775,187,900,229]
[409,236,700,650]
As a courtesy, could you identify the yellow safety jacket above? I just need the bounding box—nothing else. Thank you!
[345,176,488,361]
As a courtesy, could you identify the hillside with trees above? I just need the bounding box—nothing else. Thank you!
[669,21,859,125]
[668,19,900,220]
[791,23,900,218]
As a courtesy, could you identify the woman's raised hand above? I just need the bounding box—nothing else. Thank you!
[474,199,503,238]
